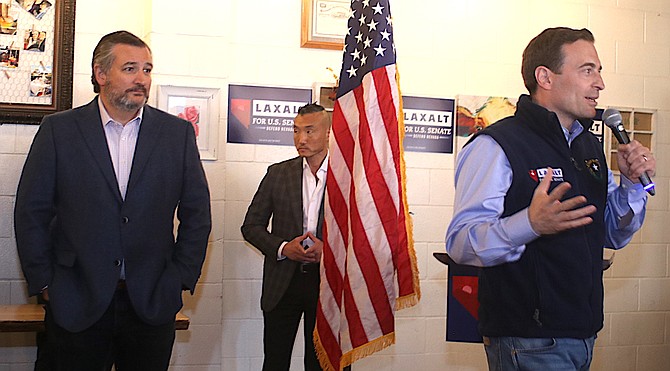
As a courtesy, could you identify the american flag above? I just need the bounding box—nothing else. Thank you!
[314,1,421,370]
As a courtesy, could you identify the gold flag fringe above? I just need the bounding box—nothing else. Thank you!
[315,330,396,371]
[395,66,422,311]
[313,329,335,371]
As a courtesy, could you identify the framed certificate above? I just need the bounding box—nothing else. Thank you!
[300,0,349,50]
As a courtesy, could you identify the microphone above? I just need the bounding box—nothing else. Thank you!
[603,108,655,196]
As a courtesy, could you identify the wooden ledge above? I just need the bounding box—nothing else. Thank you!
[0,304,190,332]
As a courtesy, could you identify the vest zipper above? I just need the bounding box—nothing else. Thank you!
[531,249,543,328]
[533,308,543,327]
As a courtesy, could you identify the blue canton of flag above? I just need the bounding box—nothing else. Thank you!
[337,0,396,97]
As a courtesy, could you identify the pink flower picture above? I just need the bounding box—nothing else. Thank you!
[177,105,200,137]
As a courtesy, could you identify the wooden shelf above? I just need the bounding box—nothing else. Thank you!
[0,304,190,332]
[605,108,656,173]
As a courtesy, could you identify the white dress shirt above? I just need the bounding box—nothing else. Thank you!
[278,154,328,259]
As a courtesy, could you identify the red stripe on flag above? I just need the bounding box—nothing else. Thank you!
[348,199,395,338]
[330,101,355,173]
[371,67,401,174]
[371,67,416,301]
[321,221,344,308]
[342,271,368,347]
[351,85,396,327]
[315,302,342,370]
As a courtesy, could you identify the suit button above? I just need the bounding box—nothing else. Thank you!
[114,259,122,267]
[121,217,129,224]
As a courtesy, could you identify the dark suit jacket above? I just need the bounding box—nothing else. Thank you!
[241,156,308,312]
[14,98,211,332]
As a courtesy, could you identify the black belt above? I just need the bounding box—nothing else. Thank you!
[300,263,319,274]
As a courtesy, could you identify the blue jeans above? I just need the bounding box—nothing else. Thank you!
[484,336,596,371]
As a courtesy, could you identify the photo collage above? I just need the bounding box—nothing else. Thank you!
[0,0,52,98]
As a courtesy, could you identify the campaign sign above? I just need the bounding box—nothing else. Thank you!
[434,252,482,343]
[447,261,482,343]
[402,96,455,153]
[227,84,312,146]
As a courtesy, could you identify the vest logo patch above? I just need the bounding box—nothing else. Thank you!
[585,158,602,180]
[529,168,564,182]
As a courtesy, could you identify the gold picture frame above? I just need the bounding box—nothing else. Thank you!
[300,0,349,50]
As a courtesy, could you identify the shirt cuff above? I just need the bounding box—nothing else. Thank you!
[619,175,646,214]
[503,208,540,246]
[277,241,288,261]
[620,174,646,194]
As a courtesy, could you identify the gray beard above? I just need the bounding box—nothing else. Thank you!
[114,92,147,112]
[103,86,148,112]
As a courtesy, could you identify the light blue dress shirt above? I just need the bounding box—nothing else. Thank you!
[99,97,143,279]
[445,121,648,267]
[99,98,142,200]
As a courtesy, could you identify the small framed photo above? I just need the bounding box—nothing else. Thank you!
[300,0,349,50]
[158,86,220,161]
[312,82,337,111]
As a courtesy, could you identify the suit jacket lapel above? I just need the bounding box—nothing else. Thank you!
[76,98,123,203]
[288,157,304,235]
[127,106,162,193]
[316,192,325,239]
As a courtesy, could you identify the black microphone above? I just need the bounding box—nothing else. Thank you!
[603,108,655,196]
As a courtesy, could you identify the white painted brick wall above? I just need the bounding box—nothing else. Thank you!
[1,0,669,370]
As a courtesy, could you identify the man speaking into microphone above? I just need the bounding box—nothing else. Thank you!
[445,27,656,370]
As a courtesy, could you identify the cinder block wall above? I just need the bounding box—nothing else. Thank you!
[1,0,668,370]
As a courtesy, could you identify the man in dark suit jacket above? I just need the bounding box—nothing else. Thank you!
[242,104,330,371]
[14,30,211,371]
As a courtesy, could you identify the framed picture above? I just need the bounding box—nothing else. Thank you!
[300,0,349,50]
[312,82,336,111]
[0,0,76,125]
[158,86,220,161]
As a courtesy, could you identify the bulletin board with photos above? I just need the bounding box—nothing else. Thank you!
[0,0,75,124]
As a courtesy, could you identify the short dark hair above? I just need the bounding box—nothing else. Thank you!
[91,31,151,93]
[297,103,326,116]
[521,27,595,94]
